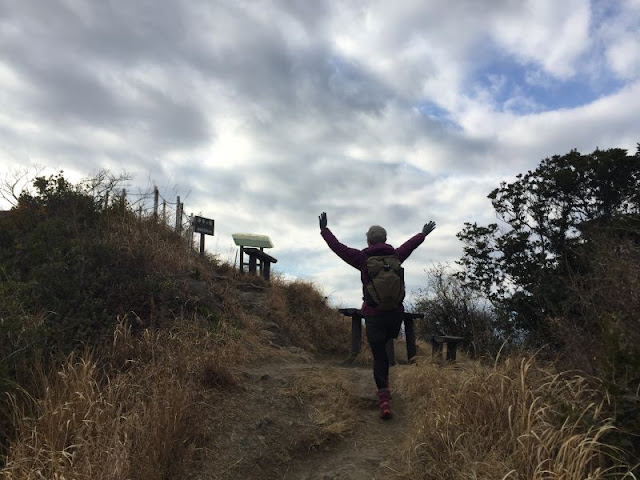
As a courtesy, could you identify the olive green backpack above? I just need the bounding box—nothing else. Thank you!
[364,255,405,310]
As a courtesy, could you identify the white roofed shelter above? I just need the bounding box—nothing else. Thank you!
[232,233,277,281]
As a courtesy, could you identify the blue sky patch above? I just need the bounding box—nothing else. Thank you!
[414,101,462,130]
[471,53,624,114]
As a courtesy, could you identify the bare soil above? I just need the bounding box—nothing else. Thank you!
[188,348,414,480]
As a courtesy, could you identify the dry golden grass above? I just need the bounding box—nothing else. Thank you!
[0,185,363,477]
[395,355,636,480]
[266,277,352,353]
[0,316,263,480]
[287,367,357,444]
[352,338,374,365]
[1,198,355,477]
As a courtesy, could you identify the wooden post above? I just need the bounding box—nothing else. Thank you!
[404,315,419,362]
[431,338,442,358]
[199,232,205,257]
[405,318,416,361]
[446,341,459,361]
[263,261,271,280]
[351,316,362,357]
[175,196,181,233]
[239,247,245,273]
[162,200,166,224]
[153,186,159,220]
[338,309,363,360]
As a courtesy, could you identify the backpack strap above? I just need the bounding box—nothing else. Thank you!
[363,252,378,307]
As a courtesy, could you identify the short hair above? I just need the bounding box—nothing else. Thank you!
[366,225,387,244]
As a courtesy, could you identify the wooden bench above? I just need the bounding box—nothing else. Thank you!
[430,335,466,361]
[241,247,278,281]
[338,309,424,364]
[338,308,468,363]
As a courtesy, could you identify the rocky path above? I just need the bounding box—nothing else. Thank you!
[191,353,412,480]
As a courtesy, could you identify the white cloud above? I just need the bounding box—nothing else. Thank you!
[589,0,640,81]
[0,0,638,305]
[607,35,640,79]
[489,0,591,79]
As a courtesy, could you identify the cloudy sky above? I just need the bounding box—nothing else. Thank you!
[1,0,639,308]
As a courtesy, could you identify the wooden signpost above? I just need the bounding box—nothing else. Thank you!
[194,216,215,257]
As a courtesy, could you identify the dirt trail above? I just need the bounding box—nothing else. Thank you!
[191,352,413,480]
[281,363,410,480]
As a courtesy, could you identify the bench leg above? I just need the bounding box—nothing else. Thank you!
[431,340,442,359]
[405,318,417,362]
[263,262,271,281]
[351,317,362,357]
[446,341,458,361]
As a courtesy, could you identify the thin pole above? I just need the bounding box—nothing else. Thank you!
[351,316,362,357]
[175,196,181,233]
[153,186,159,220]
[405,316,417,362]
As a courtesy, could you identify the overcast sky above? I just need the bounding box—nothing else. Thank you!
[1,0,639,308]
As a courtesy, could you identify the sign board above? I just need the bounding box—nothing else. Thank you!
[194,216,215,236]
[232,233,273,248]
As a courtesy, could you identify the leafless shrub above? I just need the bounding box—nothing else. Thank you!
[413,263,499,356]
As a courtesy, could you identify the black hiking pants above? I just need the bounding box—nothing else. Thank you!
[364,312,403,391]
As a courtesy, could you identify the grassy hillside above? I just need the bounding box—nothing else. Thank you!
[0,174,637,479]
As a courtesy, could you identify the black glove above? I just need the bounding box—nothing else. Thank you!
[422,220,436,236]
[319,212,327,230]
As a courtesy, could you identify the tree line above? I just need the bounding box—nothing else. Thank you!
[415,145,640,383]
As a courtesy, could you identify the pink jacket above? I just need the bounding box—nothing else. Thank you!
[320,227,426,316]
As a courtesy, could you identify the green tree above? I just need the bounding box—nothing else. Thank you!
[456,145,640,344]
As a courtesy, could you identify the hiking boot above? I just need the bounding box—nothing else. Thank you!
[377,388,392,420]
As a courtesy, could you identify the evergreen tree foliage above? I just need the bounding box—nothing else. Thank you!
[456,146,640,344]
